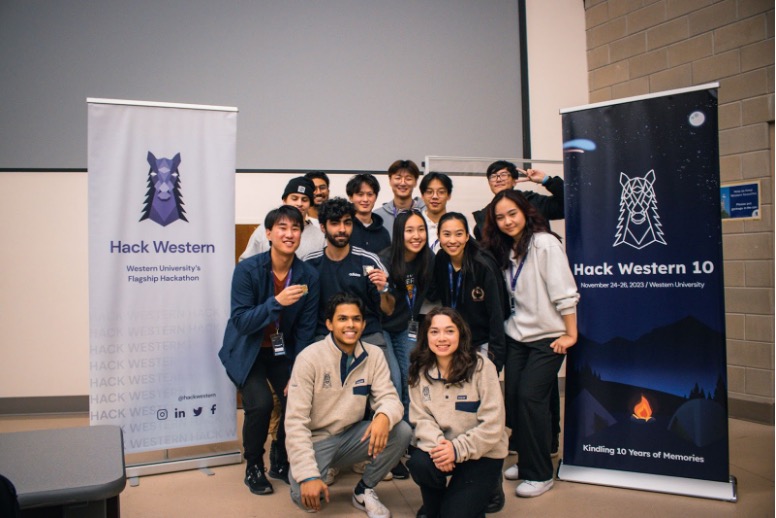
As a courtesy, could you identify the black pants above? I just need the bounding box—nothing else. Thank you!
[240,348,290,467]
[504,335,565,481]
[515,380,560,450]
[551,377,561,445]
[407,449,502,518]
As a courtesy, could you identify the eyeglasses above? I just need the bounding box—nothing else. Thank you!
[488,172,512,182]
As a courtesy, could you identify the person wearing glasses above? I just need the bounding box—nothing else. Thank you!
[305,171,330,220]
[374,159,426,240]
[472,160,565,242]
[472,159,566,467]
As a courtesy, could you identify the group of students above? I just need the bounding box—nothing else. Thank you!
[218,159,579,518]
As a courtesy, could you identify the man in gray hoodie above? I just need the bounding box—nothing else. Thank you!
[373,159,425,240]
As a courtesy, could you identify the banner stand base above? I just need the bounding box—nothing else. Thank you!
[126,450,242,482]
[557,461,737,502]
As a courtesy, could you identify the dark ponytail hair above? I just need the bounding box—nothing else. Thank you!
[437,212,484,274]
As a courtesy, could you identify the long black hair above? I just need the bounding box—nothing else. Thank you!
[482,189,560,269]
[388,209,433,294]
[408,307,481,386]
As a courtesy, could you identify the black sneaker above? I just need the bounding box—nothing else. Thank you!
[391,460,410,480]
[485,475,505,513]
[245,464,273,495]
[268,462,290,484]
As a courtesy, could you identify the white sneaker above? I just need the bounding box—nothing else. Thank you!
[516,479,554,498]
[504,463,520,480]
[352,488,391,518]
[322,467,338,485]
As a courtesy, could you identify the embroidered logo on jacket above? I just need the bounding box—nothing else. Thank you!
[354,378,366,385]
[422,386,431,402]
[457,395,468,400]
[323,373,332,389]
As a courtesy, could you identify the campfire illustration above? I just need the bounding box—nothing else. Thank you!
[631,395,655,422]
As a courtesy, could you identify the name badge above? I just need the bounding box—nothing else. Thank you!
[407,320,419,341]
[271,332,286,357]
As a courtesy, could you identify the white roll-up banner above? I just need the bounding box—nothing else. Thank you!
[88,98,237,453]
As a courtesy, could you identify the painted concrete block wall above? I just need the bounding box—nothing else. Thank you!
[584,0,774,418]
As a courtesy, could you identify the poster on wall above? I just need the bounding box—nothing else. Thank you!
[721,180,760,220]
[88,99,238,453]
[558,84,736,500]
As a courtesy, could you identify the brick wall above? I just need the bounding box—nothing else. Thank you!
[584,0,774,422]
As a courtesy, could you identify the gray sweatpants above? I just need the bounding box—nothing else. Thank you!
[289,420,412,507]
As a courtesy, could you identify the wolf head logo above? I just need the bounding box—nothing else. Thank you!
[140,151,188,226]
[614,170,666,250]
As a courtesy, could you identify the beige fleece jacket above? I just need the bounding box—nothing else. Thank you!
[285,334,404,482]
[409,354,508,462]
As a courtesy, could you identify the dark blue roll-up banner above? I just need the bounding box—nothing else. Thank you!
[558,84,736,501]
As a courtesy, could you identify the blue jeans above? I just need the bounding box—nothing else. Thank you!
[384,329,416,423]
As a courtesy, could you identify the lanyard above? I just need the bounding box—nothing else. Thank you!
[447,262,463,309]
[509,256,526,292]
[508,256,526,315]
[405,279,416,314]
[273,268,293,331]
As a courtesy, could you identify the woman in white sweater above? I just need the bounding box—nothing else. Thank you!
[482,189,579,499]
[407,307,508,518]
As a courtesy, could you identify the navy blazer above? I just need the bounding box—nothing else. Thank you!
[218,251,320,387]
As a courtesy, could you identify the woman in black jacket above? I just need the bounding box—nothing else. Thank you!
[430,212,508,372]
[380,209,435,422]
